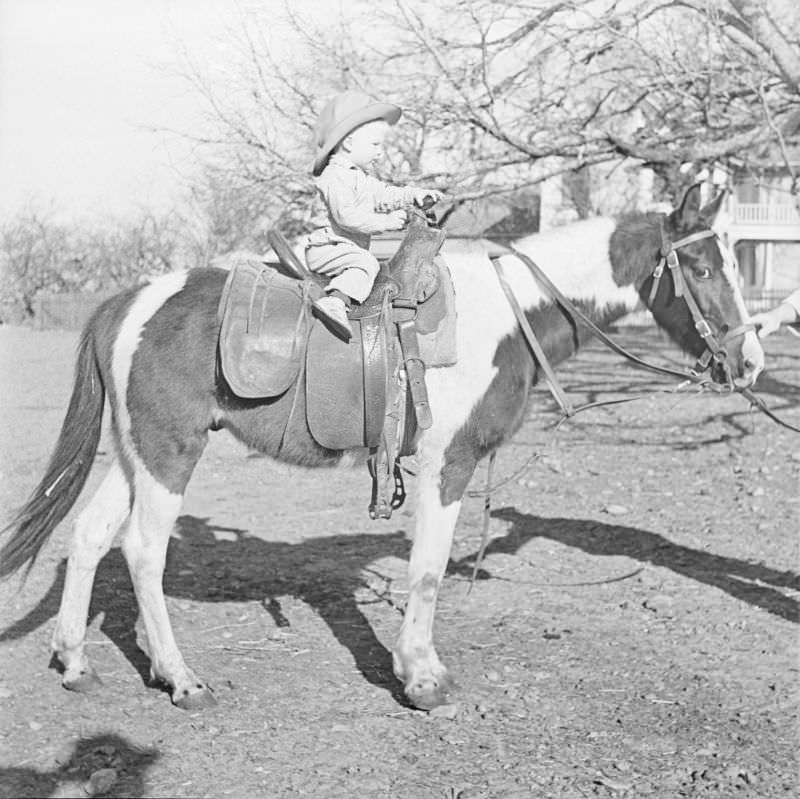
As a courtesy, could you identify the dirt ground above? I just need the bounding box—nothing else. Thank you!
[0,322,797,799]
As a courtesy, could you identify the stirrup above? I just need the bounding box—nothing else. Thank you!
[368,458,406,520]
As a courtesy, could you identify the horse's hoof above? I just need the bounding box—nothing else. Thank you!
[63,668,103,694]
[172,685,217,711]
[406,674,456,710]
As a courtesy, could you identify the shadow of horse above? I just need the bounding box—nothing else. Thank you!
[473,508,799,623]
[0,733,158,799]
[2,518,418,703]
[2,509,796,705]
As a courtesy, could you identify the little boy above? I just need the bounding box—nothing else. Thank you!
[306,90,441,340]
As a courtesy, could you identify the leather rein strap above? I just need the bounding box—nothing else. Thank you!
[739,387,800,434]
[492,258,576,416]
[492,231,798,434]
[492,240,717,421]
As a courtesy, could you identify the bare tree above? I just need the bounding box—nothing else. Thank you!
[181,0,799,232]
[0,207,70,318]
[0,208,190,321]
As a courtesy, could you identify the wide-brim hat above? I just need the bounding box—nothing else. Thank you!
[312,90,401,176]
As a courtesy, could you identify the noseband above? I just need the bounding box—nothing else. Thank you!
[649,221,755,376]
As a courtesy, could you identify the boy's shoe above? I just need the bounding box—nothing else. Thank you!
[312,295,353,341]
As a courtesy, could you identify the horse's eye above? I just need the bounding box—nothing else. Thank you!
[694,267,712,280]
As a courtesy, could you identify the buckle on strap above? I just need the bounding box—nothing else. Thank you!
[695,319,712,339]
[648,258,665,305]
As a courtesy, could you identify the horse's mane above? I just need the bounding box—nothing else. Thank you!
[609,212,664,286]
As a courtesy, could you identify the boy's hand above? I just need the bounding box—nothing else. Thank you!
[384,210,407,231]
[413,189,442,207]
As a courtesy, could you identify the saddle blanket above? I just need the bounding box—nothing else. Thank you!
[418,255,457,368]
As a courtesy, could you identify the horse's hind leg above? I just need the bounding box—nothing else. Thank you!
[52,457,131,692]
[120,466,215,710]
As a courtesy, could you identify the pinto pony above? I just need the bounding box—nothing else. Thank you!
[0,185,763,710]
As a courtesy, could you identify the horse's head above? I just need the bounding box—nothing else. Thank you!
[643,185,763,389]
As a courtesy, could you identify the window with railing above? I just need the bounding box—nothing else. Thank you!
[732,203,800,226]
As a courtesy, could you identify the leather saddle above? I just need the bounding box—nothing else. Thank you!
[217,211,450,518]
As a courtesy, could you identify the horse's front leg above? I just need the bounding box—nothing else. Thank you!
[394,446,477,709]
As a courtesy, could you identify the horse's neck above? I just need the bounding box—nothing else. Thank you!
[499,218,644,365]
[442,218,645,375]
[511,216,641,314]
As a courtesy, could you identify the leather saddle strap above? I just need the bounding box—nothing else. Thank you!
[362,307,387,447]
[397,319,433,429]
[492,257,575,417]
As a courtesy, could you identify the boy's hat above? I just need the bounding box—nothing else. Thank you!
[312,90,401,176]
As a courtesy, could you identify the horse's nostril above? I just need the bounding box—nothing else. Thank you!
[744,358,756,371]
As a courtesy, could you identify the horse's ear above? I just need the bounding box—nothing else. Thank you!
[699,188,727,227]
[673,183,703,229]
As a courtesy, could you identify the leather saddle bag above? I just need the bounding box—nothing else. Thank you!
[217,257,319,398]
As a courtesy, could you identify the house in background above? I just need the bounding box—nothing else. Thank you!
[725,170,800,311]
[514,159,800,314]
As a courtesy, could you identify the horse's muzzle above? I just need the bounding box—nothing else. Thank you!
[728,328,764,389]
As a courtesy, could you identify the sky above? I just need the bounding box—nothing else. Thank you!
[0,0,281,222]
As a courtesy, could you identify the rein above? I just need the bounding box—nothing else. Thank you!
[493,225,800,432]
[493,240,717,413]
[739,387,800,434]
[492,258,575,416]
[470,230,797,590]
[496,218,771,408]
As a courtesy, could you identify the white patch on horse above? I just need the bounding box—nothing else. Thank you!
[716,239,749,321]
[52,457,132,677]
[111,271,189,473]
[120,469,194,687]
[511,217,640,309]
[427,223,641,452]
[716,238,764,380]
[424,241,514,453]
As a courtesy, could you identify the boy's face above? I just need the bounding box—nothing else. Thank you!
[342,120,388,169]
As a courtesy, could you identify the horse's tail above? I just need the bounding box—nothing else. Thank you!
[0,323,106,579]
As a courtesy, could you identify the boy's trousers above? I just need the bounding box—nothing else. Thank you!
[305,240,380,304]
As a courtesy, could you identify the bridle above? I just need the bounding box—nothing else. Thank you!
[474,220,795,587]
[492,217,765,419]
[649,221,755,378]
